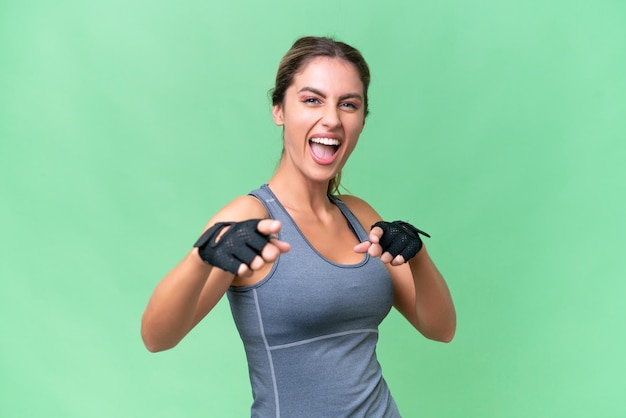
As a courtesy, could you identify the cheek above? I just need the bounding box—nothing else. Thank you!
[283,113,316,139]
[282,124,308,150]
[345,138,359,154]
[346,119,364,138]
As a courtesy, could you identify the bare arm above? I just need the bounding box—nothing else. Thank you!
[342,195,456,342]
[140,196,290,352]
[141,249,218,352]
[388,248,456,342]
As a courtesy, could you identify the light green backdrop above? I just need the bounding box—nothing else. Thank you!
[2,1,625,417]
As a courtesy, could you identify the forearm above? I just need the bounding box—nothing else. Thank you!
[141,249,217,352]
[408,247,456,342]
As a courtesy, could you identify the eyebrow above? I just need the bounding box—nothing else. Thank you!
[297,86,363,102]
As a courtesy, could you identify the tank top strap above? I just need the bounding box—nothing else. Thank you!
[328,195,370,243]
[249,184,369,244]
[248,184,290,222]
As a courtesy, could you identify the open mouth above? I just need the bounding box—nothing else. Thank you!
[309,137,340,162]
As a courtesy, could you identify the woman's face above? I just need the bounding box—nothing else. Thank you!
[273,57,365,184]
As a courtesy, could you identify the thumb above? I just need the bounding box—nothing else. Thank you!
[354,241,371,254]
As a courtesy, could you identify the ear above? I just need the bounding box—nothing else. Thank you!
[272,104,284,126]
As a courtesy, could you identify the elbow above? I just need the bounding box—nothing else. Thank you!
[141,328,163,353]
[143,337,165,353]
[141,318,177,353]
[144,345,168,354]
[141,331,177,353]
[437,315,457,343]
[422,326,456,343]
[435,327,456,343]
[433,306,457,343]
[418,315,457,343]
[144,343,161,353]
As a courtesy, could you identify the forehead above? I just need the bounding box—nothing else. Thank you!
[292,57,364,94]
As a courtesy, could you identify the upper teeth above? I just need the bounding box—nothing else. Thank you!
[310,137,340,146]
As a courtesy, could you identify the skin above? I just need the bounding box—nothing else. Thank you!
[141,57,456,353]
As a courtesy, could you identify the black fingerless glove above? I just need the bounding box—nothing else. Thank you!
[372,220,431,262]
[194,219,270,275]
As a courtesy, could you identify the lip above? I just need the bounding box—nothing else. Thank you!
[308,134,342,165]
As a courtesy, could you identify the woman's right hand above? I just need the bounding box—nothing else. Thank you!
[195,218,290,277]
[231,219,291,277]
[142,218,289,352]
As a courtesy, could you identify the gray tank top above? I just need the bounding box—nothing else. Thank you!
[227,184,401,417]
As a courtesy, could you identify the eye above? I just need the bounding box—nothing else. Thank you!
[340,101,359,110]
[302,97,322,105]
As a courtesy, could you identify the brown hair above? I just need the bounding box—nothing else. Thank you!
[271,36,371,195]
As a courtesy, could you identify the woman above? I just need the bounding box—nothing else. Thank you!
[142,36,456,417]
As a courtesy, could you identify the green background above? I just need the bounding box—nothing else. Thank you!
[2,0,625,417]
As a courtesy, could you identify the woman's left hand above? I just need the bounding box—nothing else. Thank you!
[354,220,429,266]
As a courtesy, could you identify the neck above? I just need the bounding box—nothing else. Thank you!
[267,168,334,214]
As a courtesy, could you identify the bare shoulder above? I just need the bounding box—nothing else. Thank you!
[335,194,382,228]
[203,195,269,228]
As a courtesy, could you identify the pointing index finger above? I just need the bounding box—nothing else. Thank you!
[256,219,282,236]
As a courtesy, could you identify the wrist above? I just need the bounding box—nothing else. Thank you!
[189,248,213,271]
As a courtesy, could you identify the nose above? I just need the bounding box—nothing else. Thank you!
[321,106,342,129]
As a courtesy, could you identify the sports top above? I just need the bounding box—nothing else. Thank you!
[227,184,401,417]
